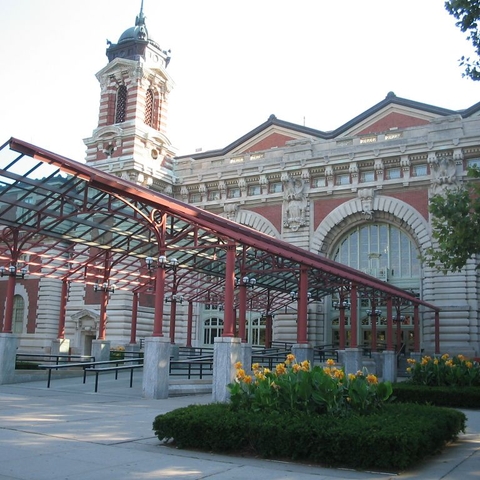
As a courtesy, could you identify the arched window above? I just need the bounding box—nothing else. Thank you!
[203,317,223,344]
[115,85,127,123]
[13,295,25,334]
[247,315,266,345]
[331,223,421,351]
[144,88,154,127]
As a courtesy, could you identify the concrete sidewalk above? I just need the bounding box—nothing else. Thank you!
[0,372,479,480]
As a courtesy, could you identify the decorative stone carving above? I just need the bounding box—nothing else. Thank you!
[428,152,458,195]
[282,175,307,231]
[224,203,238,221]
[358,188,375,220]
[180,186,189,201]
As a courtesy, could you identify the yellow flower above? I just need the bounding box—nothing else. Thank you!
[243,375,252,384]
[301,360,310,371]
[255,372,266,380]
[457,354,466,362]
[348,373,356,381]
[292,364,301,373]
[326,358,335,366]
[252,363,260,371]
[406,367,411,373]
[275,363,286,375]
[286,354,295,364]
[235,361,243,369]
[434,358,439,365]
[366,374,378,384]
[466,361,473,368]
[441,353,449,360]
[264,368,271,374]
[236,368,246,379]
[334,369,345,380]
[323,367,331,375]
[445,360,453,367]
[356,370,364,377]
[421,358,429,366]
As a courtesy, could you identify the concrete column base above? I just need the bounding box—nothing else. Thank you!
[292,343,314,364]
[371,352,383,377]
[344,348,363,375]
[92,340,111,362]
[125,343,140,365]
[382,350,397,383]
[337,349,346,367]
[212,337,242,403]
[0,333,18,385]
[170,344,180,361]
[240,343,253,374]
[51,338,70,356]
[142,337,171,399]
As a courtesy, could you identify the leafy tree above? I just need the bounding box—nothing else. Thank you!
[424,167,480,272]
[445,0,480,80]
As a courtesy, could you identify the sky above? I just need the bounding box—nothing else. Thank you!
[0,0,479,161]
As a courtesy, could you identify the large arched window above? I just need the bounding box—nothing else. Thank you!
[333,223,420,286]
[13,294,25,334]
[115,85,127,123]
[331,223,421,351]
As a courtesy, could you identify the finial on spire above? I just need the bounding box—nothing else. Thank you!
[136,0,145,26]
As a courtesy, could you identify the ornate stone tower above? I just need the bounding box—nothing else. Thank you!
[84,1,175,191]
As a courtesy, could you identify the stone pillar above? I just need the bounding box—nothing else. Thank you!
[170,343,180,361]
[92,340,111,362]
[212,337,241,403]
[337,349,346,367]
[0,333,18,385]
[382,350,397,383]
[51,338,70,356]
[125,343,140,365]
[142,337,171,399]
[344,347,362,375]
[371,352,383,377]
[240,343,252,374]
[292,343,314,364]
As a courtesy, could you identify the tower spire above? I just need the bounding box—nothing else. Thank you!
[136,0,145,26]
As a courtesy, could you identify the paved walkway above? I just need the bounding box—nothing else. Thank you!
[0,372,479,479]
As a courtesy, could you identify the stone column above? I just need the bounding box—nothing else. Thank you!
[240,343,252,374]
[344,347,362,375]
[92,340,111,362]
[371,351,383,377]
[292,343,314,364]
[51,338,70,356]
[0,333,18,385]
[212,337,242,403]
[382,350,397,383]
[142,337,171,399]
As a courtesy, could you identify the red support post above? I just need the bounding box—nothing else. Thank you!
[350,285,358,348]
[413,304,420,352]
[265,314,273,348]
[296,267,308,344]
[386,297,393,351]
[169,296,177,344]
[152,265,166,337]
[2,274,16,333]
[222,242,236,337]
[97,289,109,340]
[186,301,193,348]
[57,280,68,339]
[130,291,138,344]
[238,282,247,342]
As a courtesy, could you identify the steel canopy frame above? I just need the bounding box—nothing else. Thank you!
[1,137,440,340]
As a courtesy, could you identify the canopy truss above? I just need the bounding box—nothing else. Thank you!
[0,138,439,319]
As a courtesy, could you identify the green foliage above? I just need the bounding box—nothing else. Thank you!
[445,0,480,80]
[423,166,480,272]
[152,403,466,471]
[228,356,393,416]
[393,382,480,408]
[405,354,480,387]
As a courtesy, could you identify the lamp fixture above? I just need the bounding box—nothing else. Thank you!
[0,264,28,279]
[146,256,179,271]
[94,282,115,293]
[332,300,351,310]
[236,275,256,288]
[165,294,183,304]
[367,308,382,316]
[290,291,312,301]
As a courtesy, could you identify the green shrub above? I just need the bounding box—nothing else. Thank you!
[393,382,480,408]
[153,402,465,471]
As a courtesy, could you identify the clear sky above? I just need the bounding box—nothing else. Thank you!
[0,0,478,161]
